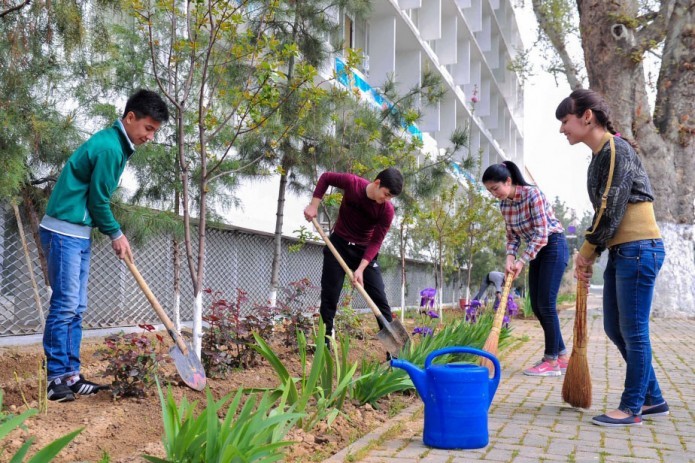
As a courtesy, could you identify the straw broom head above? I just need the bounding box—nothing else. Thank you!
[480,273,514,374]
[562,282,592,409]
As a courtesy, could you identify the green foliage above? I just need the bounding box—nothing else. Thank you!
[0,390,82,463]
[252,322,359,431]
[557,292,577,305]
[109,203,185,246]
[521,292,534,318]
[334,290,367,341]
[201,289,276,377]
[350,360,413,407]
[96,325,167,398]
[400,313,511,366]
[288,226,317,253]
[0,2,86,202]
[144,379,301,463]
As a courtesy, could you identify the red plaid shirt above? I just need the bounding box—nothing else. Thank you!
[500,185,564,263]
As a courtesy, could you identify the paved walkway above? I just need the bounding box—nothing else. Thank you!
[324,291,695,463]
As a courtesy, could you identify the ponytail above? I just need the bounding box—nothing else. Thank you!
[482,160,532,186]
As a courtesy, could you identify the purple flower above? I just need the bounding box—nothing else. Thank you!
[427,310,439,319]
[465,305,478,323]
[470,300,482,310]
[412,326,434,336]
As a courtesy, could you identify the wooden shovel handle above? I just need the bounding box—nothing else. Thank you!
[124,257,189,354]
[311,218,385,320]
[489,273,514,335]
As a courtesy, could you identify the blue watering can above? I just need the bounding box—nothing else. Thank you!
[391,346,501,449]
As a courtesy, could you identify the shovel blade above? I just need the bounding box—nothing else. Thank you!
[169,340,207,391]
[376,318,411,355]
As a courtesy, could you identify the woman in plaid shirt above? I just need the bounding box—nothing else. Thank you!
[482,161,569,377]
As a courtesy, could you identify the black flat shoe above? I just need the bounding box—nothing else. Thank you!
[642,401,669,419]
[592,413,642,427]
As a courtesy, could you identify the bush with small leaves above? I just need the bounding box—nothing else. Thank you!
[96,324,166,398]
[201,288,276,377]
[272,278,319,348]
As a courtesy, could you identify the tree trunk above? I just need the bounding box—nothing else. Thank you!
[172,190,181,331]
[269,168,288,308]
[399,221,407,322]
[21,188,49,286]
[268,6,300,308]
[650,0,695,315]
[438,238,444,319]
[577,0,695,315]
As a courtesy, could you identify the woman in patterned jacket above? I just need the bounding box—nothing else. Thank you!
[556,88,668,427]
[482,160,569,377]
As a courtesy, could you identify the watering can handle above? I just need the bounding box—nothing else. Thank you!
[424,346,501,402]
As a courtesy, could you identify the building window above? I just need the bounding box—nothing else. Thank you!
[343,13,354,50]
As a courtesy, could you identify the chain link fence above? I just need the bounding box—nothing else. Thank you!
[0,203,458,338]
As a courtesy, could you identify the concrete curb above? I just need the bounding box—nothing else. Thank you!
[322,403,424,463]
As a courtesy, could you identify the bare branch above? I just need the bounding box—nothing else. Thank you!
[633,0,675,55]
[0,0,31,19]
[531,0,583,89]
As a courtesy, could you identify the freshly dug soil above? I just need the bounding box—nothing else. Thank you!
[0,328,416,463]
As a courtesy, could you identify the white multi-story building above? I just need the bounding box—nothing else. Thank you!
[335,0,524,173]
[227,0,525,234]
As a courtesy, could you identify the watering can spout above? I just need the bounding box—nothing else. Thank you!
[391,359,428,397]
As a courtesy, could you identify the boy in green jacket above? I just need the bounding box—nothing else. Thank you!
[40,89,169,402]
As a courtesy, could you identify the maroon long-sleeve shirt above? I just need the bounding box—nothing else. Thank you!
[313,172,394,262]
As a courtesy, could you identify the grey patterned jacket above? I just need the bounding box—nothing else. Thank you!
[585,136,654,255]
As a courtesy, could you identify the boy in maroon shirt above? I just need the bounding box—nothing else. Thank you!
[304,168,404,343]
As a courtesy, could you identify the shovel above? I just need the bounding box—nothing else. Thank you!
[311,218,410,355]
[124,257,206,391]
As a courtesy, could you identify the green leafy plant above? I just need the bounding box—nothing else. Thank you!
[201,288,276,377]
[521,292,534,318]
[557,292,577,306]
[252,321,359,431]
[96,324,166,398]
[350,359,413,407]
[0,390,82,462]
[334,287,366,340]
[401,313,511,366]
[144,379,301,463]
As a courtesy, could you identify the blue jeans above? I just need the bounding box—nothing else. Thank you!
[528,233,569,359]
[603,239,665,415]
[40,228,92,381]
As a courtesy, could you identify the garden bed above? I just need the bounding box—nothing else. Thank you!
[0,325,416,463]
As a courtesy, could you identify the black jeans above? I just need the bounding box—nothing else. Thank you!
[320,234,393,336]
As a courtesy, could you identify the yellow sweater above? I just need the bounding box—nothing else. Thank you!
[580,201,661,258]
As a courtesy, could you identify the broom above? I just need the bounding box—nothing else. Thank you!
[480,273,514,374]
[561,281,592,408]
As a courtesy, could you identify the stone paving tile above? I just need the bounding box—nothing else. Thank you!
[323,292,695,463]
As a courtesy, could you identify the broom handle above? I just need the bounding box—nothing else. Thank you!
[574,281,588,348]
[489,273,514,335]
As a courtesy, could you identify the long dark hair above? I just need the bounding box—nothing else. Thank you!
[481,161,532,186]
[555,88,617,135]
